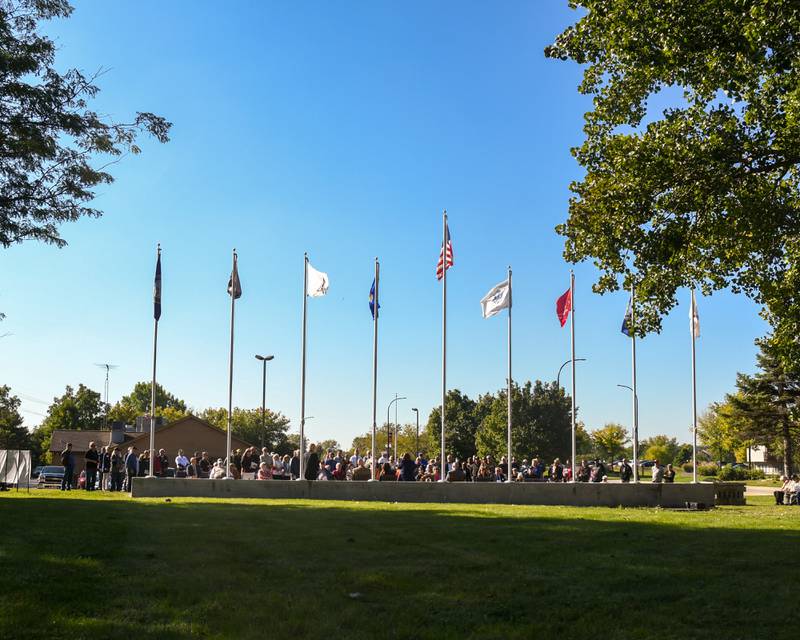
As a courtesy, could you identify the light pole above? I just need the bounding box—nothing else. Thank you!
[556,358,586,388]
[386,395,406,461]
[255,355,274,448]
[411,407,419,454]
[617,384,639,481]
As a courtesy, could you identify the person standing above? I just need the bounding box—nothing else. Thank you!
[619,458,633,483]
[175,449,189,478]
[109,448,123,491]
[124,446,139,492]
[651,460,664,483]
[84,442,99,491]
[98,446,111,490]
[60,443,75,491]
[304,443,320,481]
[663,464,676,483]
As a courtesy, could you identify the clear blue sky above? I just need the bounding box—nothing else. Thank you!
[1,1,767,447]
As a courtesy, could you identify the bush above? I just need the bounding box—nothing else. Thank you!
[747,468,766,480]
[697,463,719,477]
[717,465,748,481]
[682,463,694,473]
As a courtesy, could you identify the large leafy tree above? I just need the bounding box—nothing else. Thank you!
[726,339,800,475]
[590,423,630,462]
[697,400,749,464]
[107,382,188,425]
[0,385,30,450]
[476,381,571,463]
[640,434,681,466]
[546,1,800,359]
[31,383,106,459]
[422,390,486,460]
[0,0,170,248]
[199,407,291,452]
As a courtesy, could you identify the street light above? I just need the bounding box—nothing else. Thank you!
[255,355,275,449]
[556,358,586,388]
[386,395,406,461]
[617,384,639,482]
[411,407,419,454]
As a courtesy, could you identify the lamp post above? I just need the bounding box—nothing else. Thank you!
[617,384,639,481]
[556,358,586,388]
[386,395,406,461]
[255,355,274,449]
[411,407,419,454]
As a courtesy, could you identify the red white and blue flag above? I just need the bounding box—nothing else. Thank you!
[436,224,453,280]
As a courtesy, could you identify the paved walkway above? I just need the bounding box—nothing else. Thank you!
[746,485,776,496]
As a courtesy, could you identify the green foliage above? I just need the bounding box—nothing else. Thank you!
[351,423,423,459]
[0,385,30,450]
[697,463,719,477]
[31,384,106,458]
[726,339,800,476]
[717,465,765,481]
[198,407,291,452]
[673,443,694,466]
[641,434,681,465]
[107,382,188,425]
[591,423,629,461]
[422,389,486,460]
[575,422,593,456]
[0,0,171,248]
[682,463,694,474]
[698,400,747,464]
[545,0,800,360]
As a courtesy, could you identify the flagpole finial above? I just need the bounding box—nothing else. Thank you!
[157,242,161,253]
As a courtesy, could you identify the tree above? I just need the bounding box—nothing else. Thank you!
[198,407,291,452]
[32,383,106,460]
[351,423,422,459]
[107,382,188,425]
[422,390,483,460]
[0,0,170,249]
[476,381,571,463]
[0,385,30,450]
[545,1,800,357]
[575,422,593,456]
[641,434,681,465]
[726,339,800,475]
[591,423,630,462]
[697,401,748,464]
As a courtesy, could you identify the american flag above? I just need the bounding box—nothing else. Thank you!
[436,223,453,280]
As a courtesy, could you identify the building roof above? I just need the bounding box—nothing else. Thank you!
[49,430,116,453]
[118,414,255,451]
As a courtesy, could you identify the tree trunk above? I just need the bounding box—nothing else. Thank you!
[782,419,793,477]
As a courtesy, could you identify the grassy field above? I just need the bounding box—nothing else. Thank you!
[1,491,798,640]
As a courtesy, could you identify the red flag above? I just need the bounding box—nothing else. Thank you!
[556,288,572,327]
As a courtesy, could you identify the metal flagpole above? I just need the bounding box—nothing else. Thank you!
[570,270,576,483]
[371,258,379,480]
[394,393,399,462]
[440,209,447,480]
[226,250,237,479]
[691,290,698,483]
[147,244,160,479]
[506,266,512,482]
[299,253,308,481]
[631,280,639,483]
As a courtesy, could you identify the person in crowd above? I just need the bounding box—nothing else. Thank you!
[474,463,492,482]
[378,462,396,481]
[494,466,506,482]
[590,460,606,483]
[775,475,789,505]
[98,446,110,490]
[418,464,435,482]
[663,463,676,483]
[124,446,139,491]
[175,449,189,478]
[155,449,169,477]
[84,441,99,491]
[240,447,256,480]
[788,474,800,505]
[576,459,591,482]
[260,447,272,471]
[398,452,417,482]
[187,457,199,478]
[109,447,123,491]
[515,472,525,482]
[138,449,151,477]
[209,459,226,480]
[549,458,563,482]
[332,462,347,480]
[563,460,573,483]
[232,449,243,475]
[60,442,75,491]
[352,458,371,481]
[290,450,300,480]
[447,459,466,482]
[228,463,241,480]
[198,452,211,479]
[619,458,633,483]
[281,454,291,479]
[258,462,271,480]
[350,448,362,468]
[462,460,472,482]
[305,443,320,481]
[651,460,664,483]
[317,462,332,481]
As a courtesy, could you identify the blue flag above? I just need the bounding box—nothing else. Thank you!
[621,296,632,336]
[153,251,162,321]
[369,279,379,319]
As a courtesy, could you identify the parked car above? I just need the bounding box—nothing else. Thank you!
[37,465,65,488]
[30,466,43,480]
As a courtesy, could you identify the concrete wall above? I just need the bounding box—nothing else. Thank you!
[132,478,717,508]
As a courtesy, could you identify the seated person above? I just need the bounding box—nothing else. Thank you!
[379,462,397,481]
[775,475,789,505]
[351,459,372,481]
[257,462,271,480]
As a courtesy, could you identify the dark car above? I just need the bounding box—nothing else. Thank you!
[30,466,43,480]
[37,465,66,488]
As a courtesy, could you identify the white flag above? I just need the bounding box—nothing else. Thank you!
[690,290,700,338]
[480,279,511,318]
[307,263,329,297]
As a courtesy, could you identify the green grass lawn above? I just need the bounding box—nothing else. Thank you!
[2,491,799,640]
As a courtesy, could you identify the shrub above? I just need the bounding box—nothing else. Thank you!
[697,463,719,477]
[747,468,766,480]
[682,463,694,474]
[717,465,748,481]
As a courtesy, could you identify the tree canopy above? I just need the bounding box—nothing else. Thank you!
[0,385,30,450]
[546,1,800,360]
[0,0,170,248]
[199,407,292,453]
[108,382,188,425]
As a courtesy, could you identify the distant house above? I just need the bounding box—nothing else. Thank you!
[747,445,788,475]
[48,415,254,476]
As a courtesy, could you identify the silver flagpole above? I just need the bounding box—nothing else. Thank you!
[631,279,639,483]
[440,209,447,481]
[691,290,698,483]
[147,243,160,479]
[570,270,576,483]
[226,250,236,479]
[299,253,308,481]
[371,258,379,480]
[506,266,512,482]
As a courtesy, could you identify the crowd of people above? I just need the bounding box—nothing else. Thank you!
[57,440,682,490]
[774,474,800,505]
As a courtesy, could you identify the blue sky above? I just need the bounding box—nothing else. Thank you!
[1,1,767,446]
